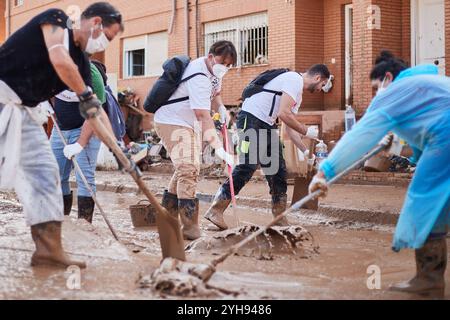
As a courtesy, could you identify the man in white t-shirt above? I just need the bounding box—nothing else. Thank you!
[154,41,236,240]
[205,64,331,230]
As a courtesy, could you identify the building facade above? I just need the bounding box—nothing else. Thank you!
[3,0,449,141]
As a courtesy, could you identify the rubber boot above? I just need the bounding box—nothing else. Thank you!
[204,191,231,231]
[78,196,95,224]
[272,194,290,227]
[390,237,447,297]
[161,190,179,219]
[179,198,201,240]
[63,192,73,216]
[31,221,86,269]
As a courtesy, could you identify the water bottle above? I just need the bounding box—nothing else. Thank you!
[315,140,329,168]
[345,105,356,132]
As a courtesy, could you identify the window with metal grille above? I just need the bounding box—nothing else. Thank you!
[204,12,268,67]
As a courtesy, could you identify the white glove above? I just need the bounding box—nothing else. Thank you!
[380,134,393,148]
[215,147,235,168]
[308,174,328,198]
[64,143,83,160]
[218,104,228,124]
[306,126,319,140]
[304,150,316,167]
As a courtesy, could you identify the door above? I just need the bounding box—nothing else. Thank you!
[412,0,446,74]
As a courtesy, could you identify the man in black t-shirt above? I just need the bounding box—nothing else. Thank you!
[0,2,123,269]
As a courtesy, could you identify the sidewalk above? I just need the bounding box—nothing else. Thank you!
[71,171,408,227]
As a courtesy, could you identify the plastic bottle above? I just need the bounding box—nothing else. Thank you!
[345,105,356,132]
[315,140,329,168]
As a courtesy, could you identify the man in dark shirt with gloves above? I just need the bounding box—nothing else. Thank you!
[0,2,123,269]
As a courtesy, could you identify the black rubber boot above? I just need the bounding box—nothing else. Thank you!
[78,196,95,224]
[272,194,290,226]
[179,198,201,240]
[161,190,179,219]
[63,192,73,216]
[390,237,447,297]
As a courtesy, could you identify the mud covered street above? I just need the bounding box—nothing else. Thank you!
[1,177,448,300]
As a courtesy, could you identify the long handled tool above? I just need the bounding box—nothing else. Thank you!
[221,124,240,227]
[86,111,186,261]
[199,137,392,282]
[292,138,319,210]
[49,111,120,241]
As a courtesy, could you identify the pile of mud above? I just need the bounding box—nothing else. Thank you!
[186,225,319,260]
[139,258,238,298]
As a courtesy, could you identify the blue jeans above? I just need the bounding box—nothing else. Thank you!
[50,127,101,197]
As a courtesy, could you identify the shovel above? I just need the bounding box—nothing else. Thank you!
[292,138,319,210]
[221,124,240,227]
[49,111,120,242]
[86,109,186,261]
[188,137,393,283]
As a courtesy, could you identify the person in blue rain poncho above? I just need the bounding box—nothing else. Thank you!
[309,51,449,296]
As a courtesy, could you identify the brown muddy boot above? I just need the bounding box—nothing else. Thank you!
[272,194,290,226]
[78,196,95,224]
[63,192,73,216]
[390,237,447,297]
[161,190,179,219]
[204,193,231,230]
[31,221,86,269]
[179,198,201,240]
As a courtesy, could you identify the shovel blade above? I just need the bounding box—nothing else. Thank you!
[292,177,319,211]
[154,208,186,261]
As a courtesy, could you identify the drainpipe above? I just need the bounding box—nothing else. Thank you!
[6,0,11,37]
[185,0,189,56]
[195,0,199,58]
[168,0,176,34]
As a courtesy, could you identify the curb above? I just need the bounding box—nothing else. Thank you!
[72,181,400,227]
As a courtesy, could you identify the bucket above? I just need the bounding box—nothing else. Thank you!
[364,153,392,172]
[129,200,157,228]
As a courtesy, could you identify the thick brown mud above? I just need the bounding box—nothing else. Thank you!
[0,190,448,300]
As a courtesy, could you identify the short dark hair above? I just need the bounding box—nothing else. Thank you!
[82,2,124,32]
[209,40,237,66]
[370,50,407,81]
[306,64,331,79]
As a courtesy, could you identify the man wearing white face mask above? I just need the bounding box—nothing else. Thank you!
[0,2,123,269]
[154,41,237,240]
[205,64,330,230]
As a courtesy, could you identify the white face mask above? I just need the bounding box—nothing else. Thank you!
[376,77,388,96]
[212,63,229,79]
[85,24,110,54]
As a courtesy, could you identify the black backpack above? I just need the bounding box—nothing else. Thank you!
[241,68,290,117]
[144,55,207,113]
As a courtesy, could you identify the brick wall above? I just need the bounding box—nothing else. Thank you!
[295,0,325,111]
[8,0,448,119]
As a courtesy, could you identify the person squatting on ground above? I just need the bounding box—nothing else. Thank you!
[309,51,450,296]
[0,2,123,269]
[205,64,331,230]
[50,61,106,224]
[153,41,237,240]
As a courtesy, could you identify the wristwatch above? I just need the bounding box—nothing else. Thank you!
[78,87,93,102]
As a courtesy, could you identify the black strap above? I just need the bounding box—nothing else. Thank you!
[263,89,283,117]
[160,73,207,107]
